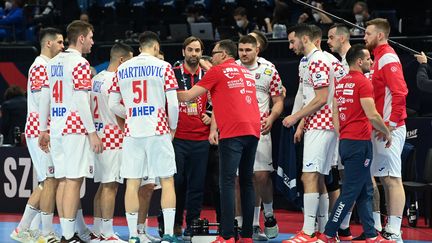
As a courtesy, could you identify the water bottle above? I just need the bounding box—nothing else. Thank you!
[13,126,21,146]
[407,202,418,227]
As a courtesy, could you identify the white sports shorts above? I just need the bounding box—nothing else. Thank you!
[371,125,406,178]
[121,134,176,179]
[26,137,55,182]
[302,129,337,175]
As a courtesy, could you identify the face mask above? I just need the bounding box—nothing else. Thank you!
[313,12,321,22]
[186,17,195,24]
[236,20,245,28]
[355,14,364,22]
[5,1,12,10]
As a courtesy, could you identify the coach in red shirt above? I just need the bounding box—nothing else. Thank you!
[178,39,261,243]
[318,44,392,243]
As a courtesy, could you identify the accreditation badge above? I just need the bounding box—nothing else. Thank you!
[187,102,198,115]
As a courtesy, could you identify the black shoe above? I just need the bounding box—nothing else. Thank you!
[352,232,366,241]
[183,226,192,241]
[60,234,85,243]
[338,227,353,241]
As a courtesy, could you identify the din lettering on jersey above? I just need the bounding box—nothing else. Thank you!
[343,89,354,96]
[118,65,164,79]
[227,79,244,89]
[51,107,67,117]
[129,105,155,117]
[92,80,103,93]
[50,64,63,77]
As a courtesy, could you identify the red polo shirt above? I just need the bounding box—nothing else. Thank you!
[335,70,374,140]
[197,58,261,139]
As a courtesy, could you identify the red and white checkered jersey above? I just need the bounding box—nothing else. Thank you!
[46,48,92,138]
[91,71,123,150]
[243,63,283,127]
[25,55,50,138]
[109,53,178,137]
[299,49,334,130]
[324,51,348,106]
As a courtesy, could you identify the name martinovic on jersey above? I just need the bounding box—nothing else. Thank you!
[50,64,66,117]
[118,65,164,79]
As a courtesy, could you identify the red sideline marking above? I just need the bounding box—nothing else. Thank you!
[0,62,27,91]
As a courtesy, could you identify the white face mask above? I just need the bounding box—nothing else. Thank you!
[355,14,364,22]
[236,20,245,28]
[5,1,12,10]
[313,12,321,22]
[187,17,195,24]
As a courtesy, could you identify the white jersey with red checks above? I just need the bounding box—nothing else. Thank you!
[46,48,92,138]
[323,51,348,105]
[91,70,123,150]
[25,55,50,138]
[109,53,178,137]
[299,48,334,130]
[242,63,283,128]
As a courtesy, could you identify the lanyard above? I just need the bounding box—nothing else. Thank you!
[180,64,202,90]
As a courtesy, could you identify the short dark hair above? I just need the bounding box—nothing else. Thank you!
[216,39,237,58]
[330,23,350,39]
[239,35,257,46]
[233,7,247,17]
[249,30,268,51]
[110,43,133,62]
[4,85,25,100]
[287,23,313,39]
[66,20,94,45]
[39,27,62,44]
[138,31,160,49]
[183,36,204,50]
[309,24,322,41]
[346,44,367,66]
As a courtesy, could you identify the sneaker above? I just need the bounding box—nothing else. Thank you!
[381,227,402,243]
[89,233,101,243]
[101,234,127,243]
[173,225,182,237]
[60,234,86,243]
[236,237,253,243]
[138,233,152,243]
[10,228,32,243]
[78,228,98,242]
[128,236,140,243]
[37,232,61,243]
[366,234,396,243]
[182,227,192,241]
[252,226,268,241]
[29,229,42,241]
[282,231,317,243]
[211,236,235,243]
[138,232,160,243]
[353,232,366,241]
[338,227,353,241]
[264,214,279,239]
[161,234,178,243]
[316,233,338,243]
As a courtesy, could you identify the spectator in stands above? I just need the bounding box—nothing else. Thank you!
[0,0,24,41]
[233,7,257,37]
[272,0,290,27]
[185,5,208,23]
[1,85,27,144]
[297,1,333,25]
[32,0,56,27]
[414,51,432,93]
[80,12,90,23]
[350,1,370,36]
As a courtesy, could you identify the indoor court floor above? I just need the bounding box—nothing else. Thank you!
[1,209,431,243]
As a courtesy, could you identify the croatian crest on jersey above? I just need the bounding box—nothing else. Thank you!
[255,73,261,79]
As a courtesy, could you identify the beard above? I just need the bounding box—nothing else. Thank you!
[365,39,378,52]
[185,57,199,67]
